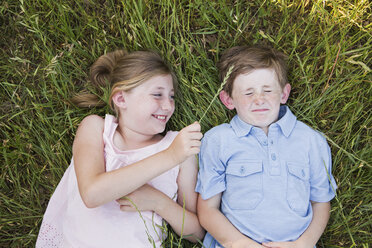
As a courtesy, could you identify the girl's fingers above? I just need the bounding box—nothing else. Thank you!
[183,131,202,142]
[190,132,203,140]
[184,122,201,132]
[119,205,135,212]
[116,198,133,206]
[116,199,128,205]
[190,147,200,154]
[191,140,201,147]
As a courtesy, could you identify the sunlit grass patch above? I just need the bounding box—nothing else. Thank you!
[1,0,370,247]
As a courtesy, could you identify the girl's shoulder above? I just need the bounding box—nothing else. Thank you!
[76,114,105,134]
[73,115,106,154]
[80,114,104,125]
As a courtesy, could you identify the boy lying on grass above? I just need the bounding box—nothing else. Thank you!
[196,46,337,248]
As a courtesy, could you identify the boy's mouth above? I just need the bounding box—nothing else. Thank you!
[252,108,269,112]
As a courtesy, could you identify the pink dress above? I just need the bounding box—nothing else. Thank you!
[36,114,179,248]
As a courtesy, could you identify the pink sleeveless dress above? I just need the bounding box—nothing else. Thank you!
[36,114,179,248]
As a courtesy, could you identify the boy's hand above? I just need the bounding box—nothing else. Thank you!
[262,202,330,248]
[228,239,266,248]
[262,240,309,248]
[166,122,202,164]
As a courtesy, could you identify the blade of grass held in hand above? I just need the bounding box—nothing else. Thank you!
[198,66,234,124]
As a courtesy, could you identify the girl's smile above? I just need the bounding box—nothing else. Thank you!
[116,74,175,140]
[152,114,167,121]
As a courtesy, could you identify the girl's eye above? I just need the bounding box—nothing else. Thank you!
[264,90,272,93]
[170,95,175,100]
[245,92,253,96]
[152,93,162,97]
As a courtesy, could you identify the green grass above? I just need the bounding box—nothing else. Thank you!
[1,0,371,247]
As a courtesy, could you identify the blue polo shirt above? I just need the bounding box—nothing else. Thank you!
[196,106,337,247]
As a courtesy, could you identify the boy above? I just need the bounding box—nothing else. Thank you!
[196,46,337,248]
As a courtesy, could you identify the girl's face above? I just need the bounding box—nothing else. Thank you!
[119,74,175,137]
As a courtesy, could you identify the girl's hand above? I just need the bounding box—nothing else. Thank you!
[166,122,203,164]
[116,184,165,212]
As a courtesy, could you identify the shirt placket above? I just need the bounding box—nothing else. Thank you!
[268,126,280,176]
[251,128,268,153]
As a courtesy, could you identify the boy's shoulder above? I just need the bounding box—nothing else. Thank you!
[293,118,328,144]
[204,122,234,140]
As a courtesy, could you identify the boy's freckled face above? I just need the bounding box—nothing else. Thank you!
[229,68,290,134]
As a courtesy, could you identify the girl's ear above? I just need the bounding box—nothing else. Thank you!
[280,83,291,104]
[219,90,235,110]
[111,91,126,109]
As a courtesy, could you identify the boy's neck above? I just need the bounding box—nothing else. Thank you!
[262,126,269,136]
[247,116,279,136]
[247,106,287,136]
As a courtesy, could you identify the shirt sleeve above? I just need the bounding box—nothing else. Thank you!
[309,132,337,202]
[195,134,227,200]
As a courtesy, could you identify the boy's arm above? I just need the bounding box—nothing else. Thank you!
[263,201,331,248]
[159,154,205,242]
[197,194,265,248]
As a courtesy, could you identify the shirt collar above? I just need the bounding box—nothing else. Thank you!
[275,105,297,137]
[230,115,254,137]
[230,105,297,138]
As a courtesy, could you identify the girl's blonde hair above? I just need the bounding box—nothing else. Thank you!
[72,50,177,115]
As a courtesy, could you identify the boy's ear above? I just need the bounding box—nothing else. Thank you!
[111,91,126,109]
[280,83,291,104]
[219,90,235,110]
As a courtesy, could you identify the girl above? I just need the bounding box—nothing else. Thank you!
[36,50,205,247]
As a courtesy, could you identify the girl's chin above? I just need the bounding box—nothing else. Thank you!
[154,125,167,134]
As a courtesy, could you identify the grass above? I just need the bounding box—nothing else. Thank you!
[1,0,371,247]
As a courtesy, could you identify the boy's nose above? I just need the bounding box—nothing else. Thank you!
[253,93,265,105]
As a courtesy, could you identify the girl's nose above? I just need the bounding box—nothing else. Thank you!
[161,99,173,111]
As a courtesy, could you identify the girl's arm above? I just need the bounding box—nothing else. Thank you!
[73,115,201,208]
[198,194,265,248]
[262,201,331,248]
[117,155,205,242]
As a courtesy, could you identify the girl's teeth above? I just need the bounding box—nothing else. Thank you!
[155,115,165,120]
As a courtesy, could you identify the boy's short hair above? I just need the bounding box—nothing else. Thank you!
[218,46,288,96]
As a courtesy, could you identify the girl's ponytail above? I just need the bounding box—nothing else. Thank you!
[71,50,127,108]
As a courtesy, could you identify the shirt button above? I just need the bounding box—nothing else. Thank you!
[263,141,268,146]
[271,153,276,161]
[240,166,245,174]
[270,140,274,145]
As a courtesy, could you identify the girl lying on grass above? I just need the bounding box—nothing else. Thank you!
[36,50,205,247]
